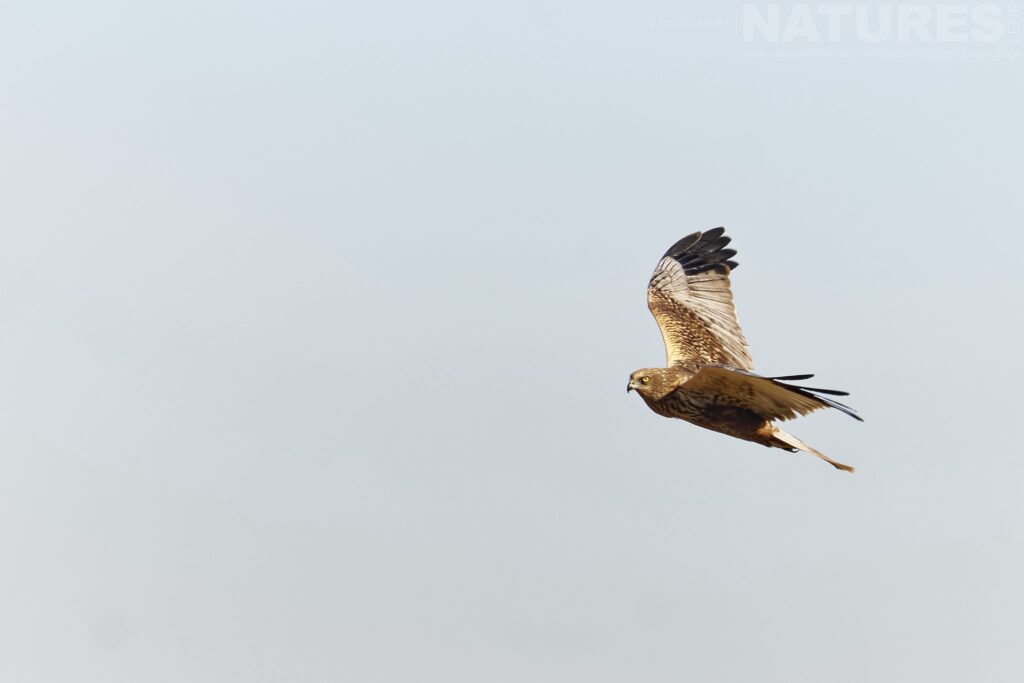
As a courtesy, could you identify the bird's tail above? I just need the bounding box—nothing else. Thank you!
[771,429,855,473]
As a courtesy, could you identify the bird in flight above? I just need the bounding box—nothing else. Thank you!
[627,228,862,472]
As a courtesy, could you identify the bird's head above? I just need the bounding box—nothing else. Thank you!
[627,368,676,399]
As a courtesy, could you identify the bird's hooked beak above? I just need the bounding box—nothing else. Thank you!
[626,380,634,393]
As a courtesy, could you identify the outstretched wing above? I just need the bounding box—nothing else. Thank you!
[680,365,863,422]
[647,228,753,369]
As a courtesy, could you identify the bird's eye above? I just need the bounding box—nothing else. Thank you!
[641,376,650,384]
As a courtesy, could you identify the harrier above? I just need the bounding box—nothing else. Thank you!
[627,228,862,472]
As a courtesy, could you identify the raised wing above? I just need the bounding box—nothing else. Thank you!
[647,228,753,369]
[680,366,863,422]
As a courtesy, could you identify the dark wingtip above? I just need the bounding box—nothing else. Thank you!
[702,226,726,241]
[773,377,863,422]
[662,231,703,258]
[812,392,863,421]
[663,227,739,275]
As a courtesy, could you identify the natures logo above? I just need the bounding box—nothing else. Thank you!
[741,4,1013,43]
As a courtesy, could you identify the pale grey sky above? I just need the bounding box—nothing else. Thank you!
[2,1,1023,682]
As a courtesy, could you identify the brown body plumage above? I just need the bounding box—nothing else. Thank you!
[628,229,862,472]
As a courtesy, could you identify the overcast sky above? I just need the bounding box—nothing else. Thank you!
[2,2,1023,681]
